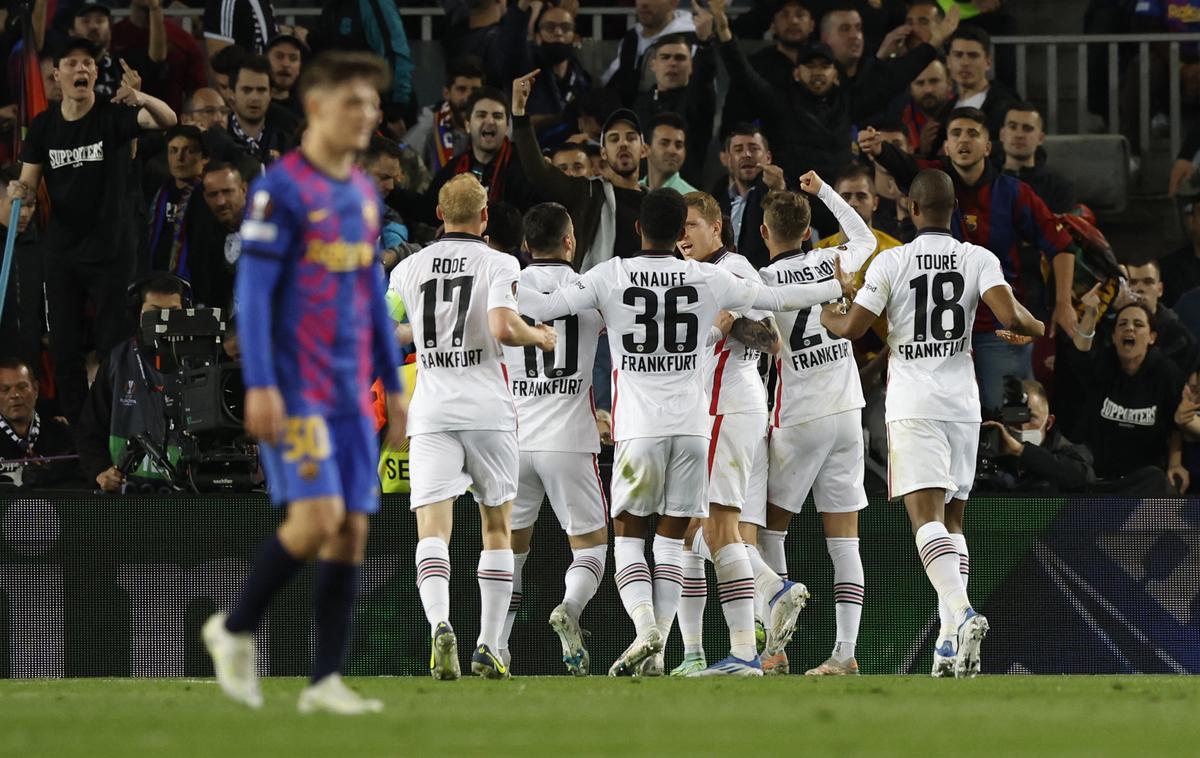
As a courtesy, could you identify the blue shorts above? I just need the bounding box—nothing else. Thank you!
[259,413,380,513]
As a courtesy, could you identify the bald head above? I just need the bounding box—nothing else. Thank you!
[909,169,956,228]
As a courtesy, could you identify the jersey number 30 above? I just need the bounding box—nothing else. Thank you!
[909,272,966,342]
[621,286,699,354]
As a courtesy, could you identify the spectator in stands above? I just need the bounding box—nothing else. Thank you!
[226,55,294,166]
[67,0,135,102]
[946,26,1016,138]
[403,56,485,176]
[181,88,230,132]
[484,200,528,265]
[514,70,647,269]
[998,102,1076,214]
[265,33,305,119]
[307,0,414,124]
[977,378,1094,493]
[602,0,697,92]
[813,163,903,258]
[77,273,188,494]
[146,125,208,277]
[359,137,413,261]
[204,0,278,57]
[209,45,247,109]
[498,0,592,147]
[713,123,784,269]
[711,0,954,211]
[0,171,43,375]
[904,0,945,47]
[1157,201,1200,308]
[630,31,716,187]
[441,0,506,84]
[574,87,623,144]
[188,161,249,309]
[641,112,699,194]
[720,0,814,131]
[1107,262,1199,375]
[860,106,1079,411]
[865,120,916,241]
[549,141,592,178]
[12,37,176,422]
[1069,295,1188,494]
[112,0,206,115]
[893,58,954,157]
[401,86,537,224]
[0,358,77,490]
[819,4,869,81]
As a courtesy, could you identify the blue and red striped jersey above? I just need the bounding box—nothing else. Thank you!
[236,151,403,418]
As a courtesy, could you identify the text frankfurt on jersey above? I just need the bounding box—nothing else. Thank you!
[621,353,697,371]
[510,377,584,397]
[897,335,970,360]
[790,341,849,371]
[420,348,484,369]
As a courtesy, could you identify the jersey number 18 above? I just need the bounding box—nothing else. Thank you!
[909,272,966,342]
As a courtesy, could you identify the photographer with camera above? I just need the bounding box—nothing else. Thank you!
[77,273,188,493]
[978,378,1094,493]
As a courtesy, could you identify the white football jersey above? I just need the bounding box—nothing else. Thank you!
[520,251,842,441]
[760,247,864,427]
[389,232,520,435]
[500,260,603,453]
[853,231,1008,423]
[706,250,768,416]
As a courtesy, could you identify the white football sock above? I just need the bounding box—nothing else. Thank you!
[744,544,769,622]
[501,551,529,652]
[758,529,788,579]
[563,545,606,619]
[938,533,970,642]
[714,543,757,661]
[477,549,514,651]
[678,550,707,657]
[614,537,656,637]
[651,535,685,640]
[827,537,863,661]
[915,522,970,629]
[415,537,450,633]
[745,537,785,603]
[690,529,713,562]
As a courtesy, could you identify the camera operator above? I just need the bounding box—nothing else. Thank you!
[979,379,1094,493]
[77,273,187,493]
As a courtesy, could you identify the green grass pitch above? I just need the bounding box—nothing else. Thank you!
[2,676,1198,756]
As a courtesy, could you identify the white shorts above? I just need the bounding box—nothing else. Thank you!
[512,451,608,536]
[708,412,768,527]
[767,409,868,514]
[408,430,519,509]
[886,419,980,503]
[611,436,708,519]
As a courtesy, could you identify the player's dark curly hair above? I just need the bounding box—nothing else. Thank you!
[638,188,688,248]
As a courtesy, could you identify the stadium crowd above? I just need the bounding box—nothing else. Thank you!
[0,0,1198,498]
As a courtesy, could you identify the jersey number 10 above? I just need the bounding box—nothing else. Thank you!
[909,272,966,342]
[522,315,579,378]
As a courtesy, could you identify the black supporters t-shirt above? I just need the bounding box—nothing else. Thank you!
[20,100,141,262]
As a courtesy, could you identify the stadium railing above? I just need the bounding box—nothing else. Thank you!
[1,493,1194,678]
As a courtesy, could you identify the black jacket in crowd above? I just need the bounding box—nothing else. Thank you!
[631,44,717,188]
[713,173,774,270]
[0,415,79,489]
[977,427,1095,494]
[998,148,1077,214]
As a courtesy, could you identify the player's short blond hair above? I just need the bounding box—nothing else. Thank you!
[683,191,722,225]
[438,174,488,225]
[761,190,811,244]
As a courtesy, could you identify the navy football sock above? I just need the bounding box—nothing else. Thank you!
[225,534,305,634]
[311,560,360,683]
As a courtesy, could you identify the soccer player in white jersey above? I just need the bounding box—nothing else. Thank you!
[389,174,557,680]
[667,190,782,676]
[497,203,608,676]
[822,170,1044,678]
[520,188,852,677]
[757,172,878,676]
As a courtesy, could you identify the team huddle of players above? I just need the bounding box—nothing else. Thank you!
[199,54,1043,715]
[393,164,1044,681]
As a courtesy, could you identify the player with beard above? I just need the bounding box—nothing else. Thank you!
[512,70,648,269]
[401,87,538,225]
